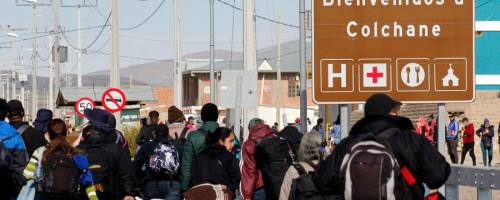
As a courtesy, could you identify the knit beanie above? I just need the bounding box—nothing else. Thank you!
[168,106,184,123]
[201,103,218,122]
[484,118,489,124]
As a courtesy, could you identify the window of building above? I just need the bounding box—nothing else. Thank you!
[288,80,299,97]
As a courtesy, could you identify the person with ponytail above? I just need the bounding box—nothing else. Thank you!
[23,119,97,200]
[185,127,240,199]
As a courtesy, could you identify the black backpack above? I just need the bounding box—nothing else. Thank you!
[290,163,332,200]
[82,143,112,193]
[0,139,12,181]
[39,150,80,199]
[340,128,411,200]
[254,135,296,200]
[172,127,190,151]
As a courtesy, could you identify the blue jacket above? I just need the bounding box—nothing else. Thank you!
[331,125,342,145]
[0,121,28,196]
[447,120,459,140]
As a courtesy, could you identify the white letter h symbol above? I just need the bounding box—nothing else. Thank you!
[328,64,346,88]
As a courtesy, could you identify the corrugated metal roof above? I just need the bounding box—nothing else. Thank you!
[56,86,157,107]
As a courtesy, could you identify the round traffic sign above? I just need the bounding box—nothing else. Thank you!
[75,97,95,117]
[102,88,127,113]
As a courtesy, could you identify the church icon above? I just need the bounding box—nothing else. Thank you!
[442,63,459,87]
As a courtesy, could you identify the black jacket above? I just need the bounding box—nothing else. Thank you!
[278,126,303,154]
[78,135,135,199]
[10,121,47,157]
[190,144,241,193]
[312,114,450,199]
[136,123,158,146]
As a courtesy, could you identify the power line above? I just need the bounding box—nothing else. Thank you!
[86,50,173,62]
[59,12,111,51]
[120,0,167,31]
[216,0,299,28]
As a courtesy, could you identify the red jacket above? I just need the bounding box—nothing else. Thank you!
[240,124,274,199]
[463,123,475,144]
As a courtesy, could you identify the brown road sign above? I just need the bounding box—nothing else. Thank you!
[312,1,475,104]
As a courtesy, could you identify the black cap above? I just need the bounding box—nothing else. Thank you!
[7,100,24,117]
[364,94,402,117]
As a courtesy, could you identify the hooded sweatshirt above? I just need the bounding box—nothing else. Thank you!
[240,124,274,199]
[415,117,430,137]
[0,121,28,196]
[191,144,241,192]
[278,126,303,154]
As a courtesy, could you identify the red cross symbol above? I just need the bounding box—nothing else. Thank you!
[367,66,384,84]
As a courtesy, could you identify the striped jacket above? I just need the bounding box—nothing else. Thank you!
[23,146,98,200]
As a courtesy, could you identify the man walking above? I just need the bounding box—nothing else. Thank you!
[447,114,460,164]
[460,118,476,165]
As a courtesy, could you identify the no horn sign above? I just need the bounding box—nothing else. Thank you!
[102,88,127,113]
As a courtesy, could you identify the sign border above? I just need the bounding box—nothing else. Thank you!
[75,97,95,117]
[312,1,476,104]
[101,88,127,113]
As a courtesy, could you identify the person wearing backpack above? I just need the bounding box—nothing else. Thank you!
[0,98,29,199]
[280,131,330,200]
[312,94,450,200]
[189,127,241,195]
[476,118,494,167]
[180,103,219,192]
[240,118,273,200]
[167,106,192,149]
[133,124,181,200]
[22,119,98,200]
[8,100,48,158]
[78,110,135,200]
[136,111,161,146]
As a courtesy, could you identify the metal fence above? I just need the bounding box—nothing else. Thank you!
[445,164,500,199]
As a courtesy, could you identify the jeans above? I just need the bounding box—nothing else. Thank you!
[145,179,181,200]
[481,141,493,166]
[252,188,266,200]
[460,142,476,165]
[447,139,458,164]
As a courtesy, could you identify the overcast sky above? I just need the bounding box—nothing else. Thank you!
[0,0,310,77]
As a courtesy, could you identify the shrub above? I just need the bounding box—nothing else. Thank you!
[123,125,141,158]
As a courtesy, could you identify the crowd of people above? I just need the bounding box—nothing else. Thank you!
[0,94,454,200]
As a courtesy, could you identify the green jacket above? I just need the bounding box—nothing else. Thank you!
[180,121,219,190]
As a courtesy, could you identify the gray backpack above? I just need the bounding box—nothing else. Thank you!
[340,128,409,200]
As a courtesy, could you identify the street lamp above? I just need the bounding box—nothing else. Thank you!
[6,33,19,101]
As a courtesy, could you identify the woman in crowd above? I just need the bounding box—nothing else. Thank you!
[476,118,495,167]
[23,119,97,200]
[190,127,241,194]
[280,131,323,200]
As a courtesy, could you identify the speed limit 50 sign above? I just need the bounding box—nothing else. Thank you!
[75,97,96,117]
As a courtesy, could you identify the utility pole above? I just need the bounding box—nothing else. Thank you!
[174,0,182,108]
[276,12,281,129]
[10,35,17,100]
[49,34,54,111]
[243,0,257,140]
[110,0,122,130]
[54,0,61,116]
[77,5,82,87]
[32,5,38,116]
[209,0,215,103]
[299,0,307,134]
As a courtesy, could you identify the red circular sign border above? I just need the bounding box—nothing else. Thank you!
[75,97,96,117]
[101,88,127,113]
